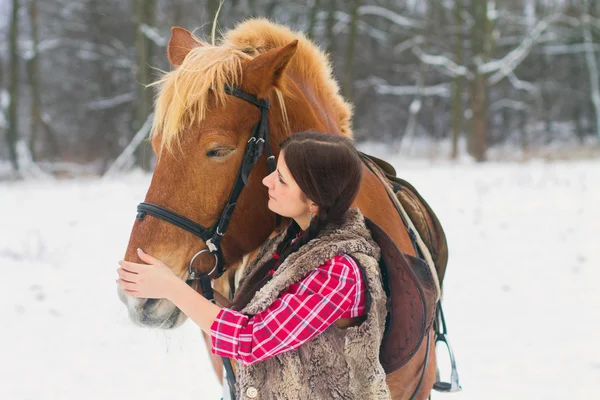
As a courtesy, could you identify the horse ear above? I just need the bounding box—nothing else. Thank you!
[167,27,201,67]
[244,40,298,96]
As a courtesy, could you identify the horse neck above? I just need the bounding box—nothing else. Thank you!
[274,73,346,140]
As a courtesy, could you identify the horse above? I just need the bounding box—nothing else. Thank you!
[118,18,446,399]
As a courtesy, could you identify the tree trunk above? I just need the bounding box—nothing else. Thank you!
[520,109,529,153]
[451,0,464,160]
[501,84,511,145]
[27,0,41,162]
[574,91,584,143]
[471,74,488,161]
[343,0,360,101]
[307,0,321,41]
[247,0,257,16]
[40,114,61,159]
[133,0,156,171]
[539,51,554,143]
[583,0,600,139]
[536,0,553,143]
[265,1,277,19]
[326,0,337,56]
[469,0,489,162]
[89,0,119,173]
[7,0,20,172]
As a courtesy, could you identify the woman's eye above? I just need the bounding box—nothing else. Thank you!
[278,177,285,184]
[206,148,232,158]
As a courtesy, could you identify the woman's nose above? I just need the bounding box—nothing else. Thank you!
[262,172,274,188]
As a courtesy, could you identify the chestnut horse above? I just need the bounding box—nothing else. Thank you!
[118,19,441,399]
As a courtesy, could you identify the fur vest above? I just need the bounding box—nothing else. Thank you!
[234,208,391,400]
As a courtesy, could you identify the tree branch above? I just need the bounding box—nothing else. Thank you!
[139,24,167,47]
[412,46,473,79]
[357,5,424,29]
[482,13,558,85]
[362,76,450,98]
[88,92,135,111]
[103,114,154,178]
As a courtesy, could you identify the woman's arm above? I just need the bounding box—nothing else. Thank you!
[167,279,222,334]
[117,250,364,365]
[210,254,365,365]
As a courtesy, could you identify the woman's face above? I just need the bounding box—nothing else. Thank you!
[262,153,314,224]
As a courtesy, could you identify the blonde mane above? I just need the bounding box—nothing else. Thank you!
[151,18,353,152]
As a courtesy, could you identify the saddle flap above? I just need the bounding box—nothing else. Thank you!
[364,218,437,374]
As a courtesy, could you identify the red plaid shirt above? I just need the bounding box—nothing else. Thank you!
[210,254,366,365]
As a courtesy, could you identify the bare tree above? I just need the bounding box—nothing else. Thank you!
[6,0,21,172]
[27,0,42,162]
[343,0,361,101]
[583,0,600,139]
[326,0,337,55]
[133,0,157,171]
[451,0,465,159]
[469,0,492,161]
[307,0,321,40]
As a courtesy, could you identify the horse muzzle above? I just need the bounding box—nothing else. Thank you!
[118,288,186,329]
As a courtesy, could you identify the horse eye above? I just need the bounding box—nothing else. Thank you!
[206,148,232,158]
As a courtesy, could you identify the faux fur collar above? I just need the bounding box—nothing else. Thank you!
[241,208,380,315]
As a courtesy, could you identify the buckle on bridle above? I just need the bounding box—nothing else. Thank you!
[188,248,218,280]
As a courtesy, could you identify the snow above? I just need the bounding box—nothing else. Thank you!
[1,155,599,399]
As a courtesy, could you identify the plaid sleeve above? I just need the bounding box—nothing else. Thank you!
[209,254,365,365]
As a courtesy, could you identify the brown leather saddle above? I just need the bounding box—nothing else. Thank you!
[363,217,437,374]
[360,153,449,286]
[358,152,449,374]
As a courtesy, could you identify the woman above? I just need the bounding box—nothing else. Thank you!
[117,131,391,399]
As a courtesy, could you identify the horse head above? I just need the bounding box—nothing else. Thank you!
[118,20,353,328]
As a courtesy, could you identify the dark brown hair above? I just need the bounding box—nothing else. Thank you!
[231,131,363,310]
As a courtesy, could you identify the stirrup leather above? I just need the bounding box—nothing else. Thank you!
[433,303,462,393]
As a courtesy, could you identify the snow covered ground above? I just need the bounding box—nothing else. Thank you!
[1,156,599,399]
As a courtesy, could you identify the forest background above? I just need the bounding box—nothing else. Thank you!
[1,0,599,178]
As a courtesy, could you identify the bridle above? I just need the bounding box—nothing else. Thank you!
[135,85,277,301]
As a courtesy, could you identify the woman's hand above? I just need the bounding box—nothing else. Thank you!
[117,248,181,299]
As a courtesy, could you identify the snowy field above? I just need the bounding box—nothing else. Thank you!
[1,155,599,399]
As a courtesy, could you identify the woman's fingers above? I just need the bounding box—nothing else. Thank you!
[123,288,143,297]
[117,267,137,283]
[137,248,160,264]
[124,288,140,295]
[118,260,145,273]
[117,278,138,292]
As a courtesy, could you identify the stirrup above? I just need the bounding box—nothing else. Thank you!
[433,333,461,392]
[433,302,462,393]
